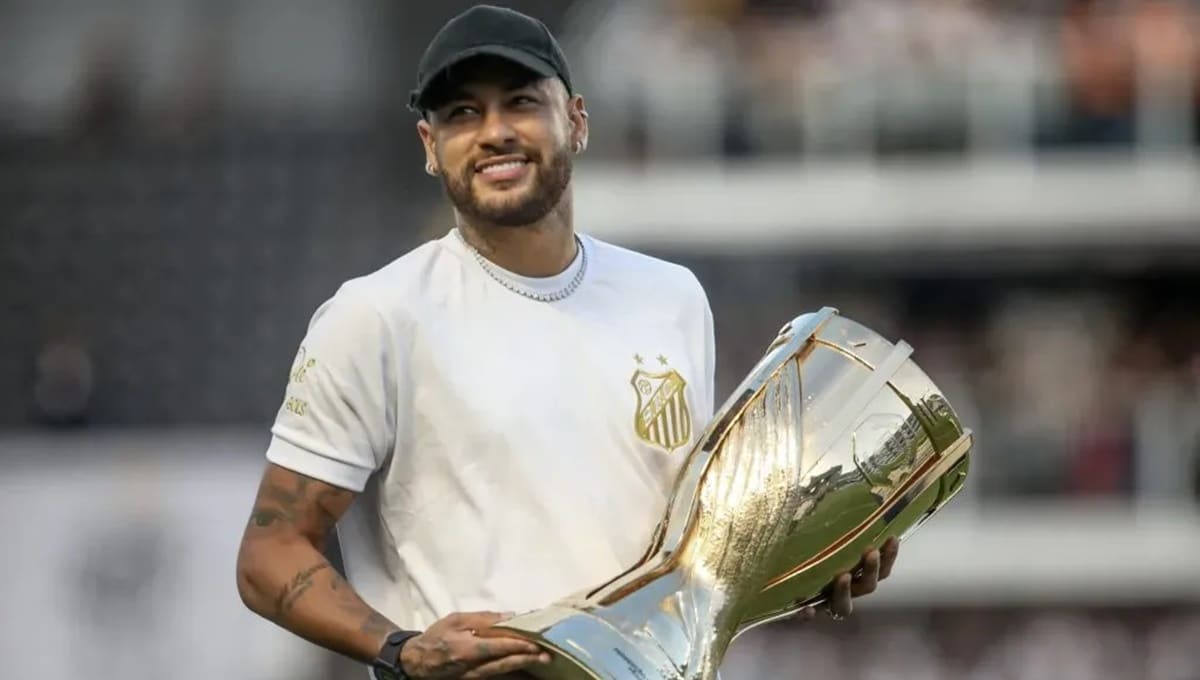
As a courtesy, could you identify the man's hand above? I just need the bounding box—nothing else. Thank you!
[824,536,899,619]
[400,611,551,679]
[793,536,900,622]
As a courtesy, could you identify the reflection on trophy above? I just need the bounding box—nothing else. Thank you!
[491,308,973,680]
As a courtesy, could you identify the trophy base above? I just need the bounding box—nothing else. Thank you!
[486,606,680,680]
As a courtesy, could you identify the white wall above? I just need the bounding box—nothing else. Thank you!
[0,429,329,680]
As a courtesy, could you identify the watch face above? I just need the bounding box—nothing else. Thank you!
[371,666,401,680]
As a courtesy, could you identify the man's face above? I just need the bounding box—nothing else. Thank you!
[417,58,584,227]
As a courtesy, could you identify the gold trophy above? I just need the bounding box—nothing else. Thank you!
[490,308,973,679]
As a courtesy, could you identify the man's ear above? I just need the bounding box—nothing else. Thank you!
[568,94,589,153]
[416,118,439,175]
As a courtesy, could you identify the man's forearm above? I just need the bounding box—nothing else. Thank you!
[238,535,400,662]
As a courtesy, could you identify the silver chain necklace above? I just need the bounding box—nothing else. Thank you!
[456,229,588,303]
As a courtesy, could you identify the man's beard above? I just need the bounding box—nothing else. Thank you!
[441,145,572,227]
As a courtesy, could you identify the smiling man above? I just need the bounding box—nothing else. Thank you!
[234,5,898,680]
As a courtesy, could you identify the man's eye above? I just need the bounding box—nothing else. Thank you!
[511,95,538,106]
[447,106,477,119]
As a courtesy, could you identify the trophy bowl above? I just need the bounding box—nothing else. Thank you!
[488,308,973,680]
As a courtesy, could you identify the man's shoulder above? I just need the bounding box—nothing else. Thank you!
[318,236,455,326]
[586,235,706,301]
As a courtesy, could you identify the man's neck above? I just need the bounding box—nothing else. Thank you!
[456,202,577,278]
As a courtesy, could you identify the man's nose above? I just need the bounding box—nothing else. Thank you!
[478,108,517,150]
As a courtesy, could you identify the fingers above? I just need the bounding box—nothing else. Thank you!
[466,636,544,661]
[460,652,552,679]
[821,539,900,621]
[850,548,881,598]
[409,612,546,679]
[827,572,854,619]
[446,610,514,631]
[878,536,899,581]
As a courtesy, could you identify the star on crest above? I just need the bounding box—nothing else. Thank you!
[633,353,644,365]
[657,354,669,366]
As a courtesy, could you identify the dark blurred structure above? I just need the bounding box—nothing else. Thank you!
[0,0,571,424]
[1,121,418,423]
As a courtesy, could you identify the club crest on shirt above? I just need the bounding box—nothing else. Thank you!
[630,354,691,452]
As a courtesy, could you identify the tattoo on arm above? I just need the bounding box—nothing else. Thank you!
[265,476,308,505]
[313,487,349,527]
[360,610,397,637]
[330,570,400,637]
[273,562,330,619]
[250,507,293,528]
[246,478,307,531]
[245,472,351,536]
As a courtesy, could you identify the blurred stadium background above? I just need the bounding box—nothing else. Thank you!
[1,0,1199,678]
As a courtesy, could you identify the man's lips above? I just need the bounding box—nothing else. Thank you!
[475,156,531,182]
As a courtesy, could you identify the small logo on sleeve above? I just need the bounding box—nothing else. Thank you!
[289,346,317,384]
[285,346,318,416]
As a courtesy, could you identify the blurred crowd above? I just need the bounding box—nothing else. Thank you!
[721,606,1200,680]
[3,1,1198,159]
[569,0,1200,158]
[692,262,1200,502]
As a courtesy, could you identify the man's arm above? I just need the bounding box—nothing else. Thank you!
[236,463,549,678]
[236,463,395,662]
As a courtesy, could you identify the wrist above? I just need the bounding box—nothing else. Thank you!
[398,635,422,677]
[371,630,421,680]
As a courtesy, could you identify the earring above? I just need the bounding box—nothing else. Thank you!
[425,162,438,176]
[573,141,583,154]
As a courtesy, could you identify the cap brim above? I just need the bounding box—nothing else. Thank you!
[409,44,559,112]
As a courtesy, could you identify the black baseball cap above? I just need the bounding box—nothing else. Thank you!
[408,5,573,114]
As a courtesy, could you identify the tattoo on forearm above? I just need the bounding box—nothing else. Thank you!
[361,610,397,637]
[274,562,330,619]
[329,571,399,637]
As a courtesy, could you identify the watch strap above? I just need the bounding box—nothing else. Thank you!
[371,630,421,680]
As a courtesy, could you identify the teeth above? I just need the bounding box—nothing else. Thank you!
[480,161,526,175]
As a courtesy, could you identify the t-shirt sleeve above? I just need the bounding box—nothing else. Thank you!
[265,287,397,492]
[686,271,717,422]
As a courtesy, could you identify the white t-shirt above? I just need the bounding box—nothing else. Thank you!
[265,229,716,631]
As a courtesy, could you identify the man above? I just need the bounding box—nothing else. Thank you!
[235,6,899,679]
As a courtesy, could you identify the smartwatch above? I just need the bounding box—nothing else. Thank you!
[371,630,421,680]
